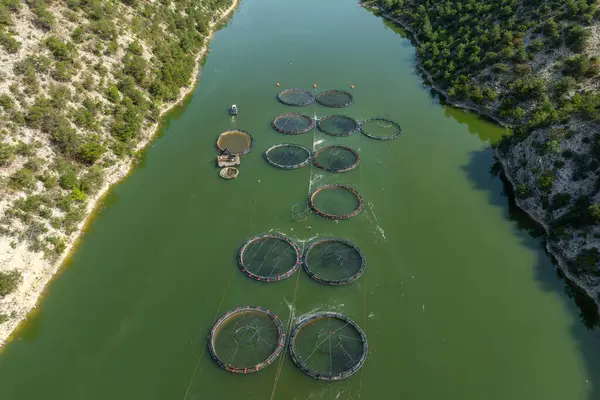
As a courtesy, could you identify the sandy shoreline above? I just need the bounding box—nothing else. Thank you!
[0,0,240,347]
[367,5,600,312]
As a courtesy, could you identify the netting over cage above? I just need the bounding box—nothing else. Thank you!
[264,144,312,169]
[208,306,286,374]
[289,312,367,381]
[317,115,360,137]
[308,184,364,220]
[277,88,315,106]
[272,113,315,135]
[360,117,402,140]
[216,130,254,155]
[315,90,354,108]
[303,238,366,285]
[313,145,360,173]
[238,233,302,282]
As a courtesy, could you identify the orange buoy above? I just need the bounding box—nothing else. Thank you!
[276,83,280,86]
[351,85,355,89]
[313,84,317,88]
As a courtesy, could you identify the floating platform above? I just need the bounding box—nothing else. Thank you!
[217,153,240,167]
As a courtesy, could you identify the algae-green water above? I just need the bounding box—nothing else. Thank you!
[1,0,600,399]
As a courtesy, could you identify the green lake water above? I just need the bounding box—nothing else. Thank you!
[1,0,600,398]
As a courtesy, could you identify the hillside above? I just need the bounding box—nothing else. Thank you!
[365,0,600,305]
[0,0,234,342]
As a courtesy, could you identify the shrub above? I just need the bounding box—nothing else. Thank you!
[551,193,571,210]
[566,25,591,52]
[575,248,600,275]
[51,62,74,82]
[536,170,555,193]
[105,84,120,102]
[71,26,85,43]
[9,168,35,189]
[32,2,56,31]
[0,31,20,53]
[0,142,14,166]
[514,63,532,76]
[0,270,22,297]
[493,63,510,73]
[516,184,532,198]
[79,166,104,195]
[589,203,600,223]
[77,141,104,164]
[59,168,78,190]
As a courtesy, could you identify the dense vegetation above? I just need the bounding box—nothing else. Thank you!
[369,0,599,126]
[367,0,600,279]
[0,0,233,301]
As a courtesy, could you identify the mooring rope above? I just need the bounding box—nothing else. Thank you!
[269,90,320,400]
[183,269,234,400]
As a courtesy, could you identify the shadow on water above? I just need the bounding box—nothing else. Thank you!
[463,147,600,400]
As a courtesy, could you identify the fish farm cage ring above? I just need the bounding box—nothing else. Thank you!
[316,115,360,137]
[313,145,360,173]
[360,117,402,140]
[315,90,354,108]
[277,88,315,106]
[303,238,366,285]
[272,113,315,135]
[216,130,254,155]
[238,233,302,282]
[289,312,368,381]
[291,203,310,223]
[208,306,286,374]
[308,184,364,220]
[264,144,312,169]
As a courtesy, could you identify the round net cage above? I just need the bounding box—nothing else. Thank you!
[238,233,302,282]
[216,130,254,155]
[277,88,315,106]
[290,202,310,223]
[360,117,402,140]
[264,144,312,169]
[316,115,360,137]
[208,306,286,374]
[308,184,364,220]
[272,113,315,135]
[313,145,360,173]
[303,238,366,285]
[315,90,354,108]
[289,312,368,381]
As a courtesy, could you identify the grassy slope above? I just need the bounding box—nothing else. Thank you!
[0,0,233,325]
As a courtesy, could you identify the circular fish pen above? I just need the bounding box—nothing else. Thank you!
[216,130,254,155]
[290,202,310,223]
[360,117,402,140]
[316,115,360,137]
[272,113,315,135]
[303,238,366,285]
[315,90,354,108]
[277,88,315,106]
[208,306,286,374]
[238,233,302,282]
[289,312,368,381]
[264,144,312,169]
[308,184,364,220]
[313,145,360,173]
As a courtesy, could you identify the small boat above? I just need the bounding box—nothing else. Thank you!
[230,104,238,115]
[220,167,239,180]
